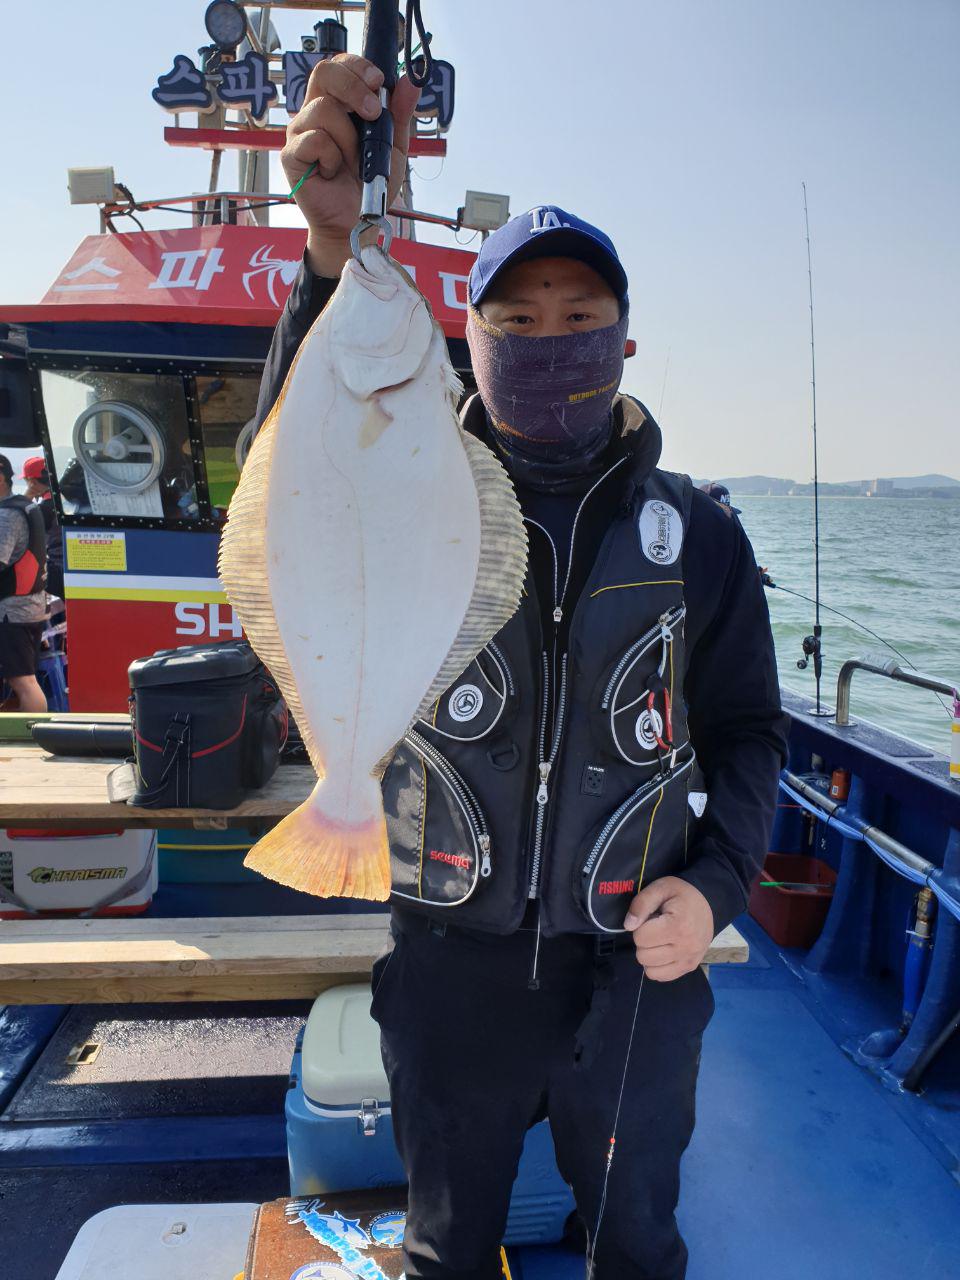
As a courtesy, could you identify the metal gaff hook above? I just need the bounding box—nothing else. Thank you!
[350,0,432,263]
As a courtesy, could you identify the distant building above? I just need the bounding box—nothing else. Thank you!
[866,478,895,496]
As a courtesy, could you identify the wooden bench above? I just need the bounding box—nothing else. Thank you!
[0,739,749,1003]
[0,741,317,830]
[0,913,748,1005]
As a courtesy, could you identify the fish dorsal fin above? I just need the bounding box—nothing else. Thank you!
[412,431,528,724]
[330,250,435,398]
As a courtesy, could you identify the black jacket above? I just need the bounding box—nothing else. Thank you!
[254,260,790,935]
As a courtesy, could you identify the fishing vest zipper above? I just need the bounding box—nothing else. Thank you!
[581,756,695,880]
[581,754,696,931]
[600,604,687,710]
[528,652,568,899]
[404,728,492,879]
[524,458,629,906]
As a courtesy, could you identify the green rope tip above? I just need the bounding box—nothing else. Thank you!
[289,162,318,199]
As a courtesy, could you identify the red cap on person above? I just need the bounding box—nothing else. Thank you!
[21,456,48,481]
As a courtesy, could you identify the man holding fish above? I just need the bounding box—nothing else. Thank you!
[251,54,788,1280]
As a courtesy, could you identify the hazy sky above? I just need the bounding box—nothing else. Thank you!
[4,1,957,482]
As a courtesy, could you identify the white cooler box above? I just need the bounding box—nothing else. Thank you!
[286,983,577,1246]
[0,827,158,918]
[53,1202,257,1280]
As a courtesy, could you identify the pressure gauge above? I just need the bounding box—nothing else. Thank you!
[204,0,248,53]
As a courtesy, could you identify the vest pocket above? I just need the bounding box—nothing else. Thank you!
[578,754,696,932]
[383,729,492,908]
[595,605,687,768]
[418,642,517,742]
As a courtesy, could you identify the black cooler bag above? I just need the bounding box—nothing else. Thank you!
[128,641,288,809]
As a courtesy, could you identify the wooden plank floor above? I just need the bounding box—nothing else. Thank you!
[0,914,748,1004]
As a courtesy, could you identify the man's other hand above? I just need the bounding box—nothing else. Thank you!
[623,877,715,981]
[281,53,421,277]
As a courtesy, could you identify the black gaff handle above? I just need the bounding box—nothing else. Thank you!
[358,0,398,194]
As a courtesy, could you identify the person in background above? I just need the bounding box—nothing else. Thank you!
[698,481,742,516]
[0,453,48,711]
[700,482,776,584]
[22,456,64,601]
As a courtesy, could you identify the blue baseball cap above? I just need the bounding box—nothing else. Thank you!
[468,205,629,308]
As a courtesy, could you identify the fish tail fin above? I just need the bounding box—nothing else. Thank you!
[244,781,390,901]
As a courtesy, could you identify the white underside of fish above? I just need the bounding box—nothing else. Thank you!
[219,247,527,899]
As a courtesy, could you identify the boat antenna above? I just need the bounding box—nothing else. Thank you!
[797,182,826,713]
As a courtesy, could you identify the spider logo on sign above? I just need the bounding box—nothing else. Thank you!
[242,245,301,306]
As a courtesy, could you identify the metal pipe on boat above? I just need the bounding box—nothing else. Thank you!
[902,1004,960,1091]
[901,888,936,1032]
[779,771,960,924]
[835,655,958,728]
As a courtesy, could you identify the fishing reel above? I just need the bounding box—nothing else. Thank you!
[797,633,820,671]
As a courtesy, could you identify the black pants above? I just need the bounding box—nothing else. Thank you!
[370,911,715,1280]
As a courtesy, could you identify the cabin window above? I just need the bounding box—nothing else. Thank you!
[193,375,260,515]
[39,368,198,521]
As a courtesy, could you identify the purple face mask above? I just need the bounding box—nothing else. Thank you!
[465,306,629,462]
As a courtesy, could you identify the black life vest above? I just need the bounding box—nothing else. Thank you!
[0,494,46,601]
[380,396,706,937]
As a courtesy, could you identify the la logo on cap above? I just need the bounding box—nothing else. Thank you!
[529,206,572,235]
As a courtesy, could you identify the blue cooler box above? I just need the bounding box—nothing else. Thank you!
[286,983,576,1246]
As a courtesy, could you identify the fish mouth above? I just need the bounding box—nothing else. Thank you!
[345,249,400,302]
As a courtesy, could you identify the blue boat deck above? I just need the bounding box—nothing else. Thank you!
[2,911,958,1279]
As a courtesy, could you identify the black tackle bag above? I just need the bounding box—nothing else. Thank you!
[127,641,288,809]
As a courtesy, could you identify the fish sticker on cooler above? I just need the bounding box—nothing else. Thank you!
[368,1212,406,1248]
[218,246,527,901]
[290,1264,357,1280]
[297,1207,395,1280]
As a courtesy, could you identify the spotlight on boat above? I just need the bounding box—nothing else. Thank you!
[460,190,511,234]
[204,0,248,54]
[67,167,116,205]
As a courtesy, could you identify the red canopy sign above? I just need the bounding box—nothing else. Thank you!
[0,226,476,337]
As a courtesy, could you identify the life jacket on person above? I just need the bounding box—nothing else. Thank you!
[379,393,706,938]
[0,495,47,600]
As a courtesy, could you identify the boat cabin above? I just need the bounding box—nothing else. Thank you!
[0,224,475,711]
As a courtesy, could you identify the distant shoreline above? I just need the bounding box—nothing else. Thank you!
[730,491,960,500]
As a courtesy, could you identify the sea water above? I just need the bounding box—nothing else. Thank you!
[734,496,959,755]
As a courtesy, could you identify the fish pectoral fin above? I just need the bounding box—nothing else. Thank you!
[243,788,391,901]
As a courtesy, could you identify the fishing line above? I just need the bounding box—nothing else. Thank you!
[585,969,646,1278]
[801,182,825,713]
[657,347,671,423]
[766,579,953,716]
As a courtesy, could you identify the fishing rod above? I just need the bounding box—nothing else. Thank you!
[350,0,433,261]
[800,182,827,715]
[762,575,954,716]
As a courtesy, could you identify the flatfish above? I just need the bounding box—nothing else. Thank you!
[219,246,527,900]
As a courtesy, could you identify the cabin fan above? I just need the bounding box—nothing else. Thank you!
[72,401,166,494]
[235,418,255,471]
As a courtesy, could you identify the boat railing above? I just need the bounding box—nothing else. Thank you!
[779,769,960,925]
[834,653,957,728]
